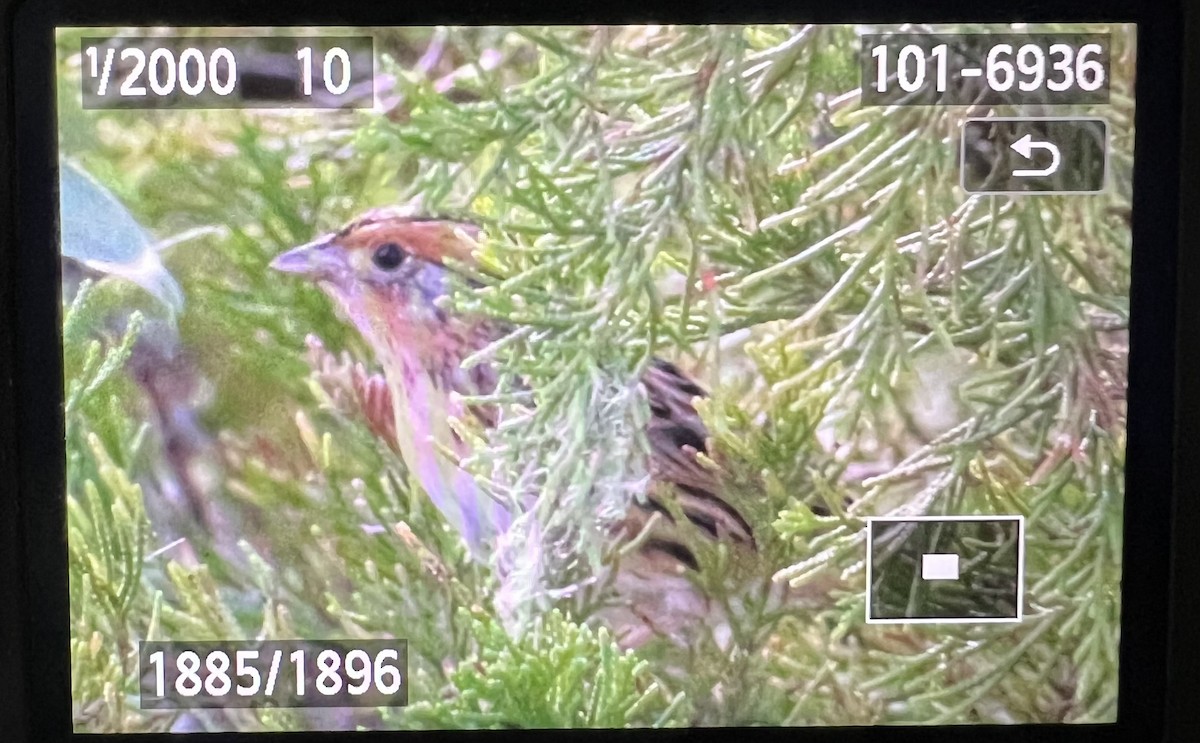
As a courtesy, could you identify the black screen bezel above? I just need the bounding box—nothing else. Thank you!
[4,0,1183,741]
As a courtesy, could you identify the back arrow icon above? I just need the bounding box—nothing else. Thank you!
[1010,134,1061,177]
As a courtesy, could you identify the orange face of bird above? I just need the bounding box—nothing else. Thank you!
[270,210,485,364]
[271,208,479,288]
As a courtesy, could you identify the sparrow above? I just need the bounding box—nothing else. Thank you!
[271,208,762,647]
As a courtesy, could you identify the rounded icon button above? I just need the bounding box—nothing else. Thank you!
[960,117,1108,195]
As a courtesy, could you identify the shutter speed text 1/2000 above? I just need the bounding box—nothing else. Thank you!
[79,36,376,110]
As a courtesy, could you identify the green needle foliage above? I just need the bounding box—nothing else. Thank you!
[59,22,1131,731]
[402,608,685,729]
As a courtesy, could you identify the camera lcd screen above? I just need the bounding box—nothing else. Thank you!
[55,22,1134,732]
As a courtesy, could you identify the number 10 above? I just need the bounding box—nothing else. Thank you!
[296,46,352,96]
[872,43,948,94]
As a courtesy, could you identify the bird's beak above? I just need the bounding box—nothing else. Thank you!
[269,237,348,280]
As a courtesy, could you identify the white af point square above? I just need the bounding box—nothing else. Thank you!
[921,553,960,581]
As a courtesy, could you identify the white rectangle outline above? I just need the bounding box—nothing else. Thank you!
[959,116,1109,196]
[864,515,1025,625]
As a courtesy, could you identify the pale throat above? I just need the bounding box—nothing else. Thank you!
[326,280,512,558]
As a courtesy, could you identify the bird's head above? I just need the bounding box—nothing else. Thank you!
[272,209,509,555]
[270,209,488,366]
[271,208,481,314]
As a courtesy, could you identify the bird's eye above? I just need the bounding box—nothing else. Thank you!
[372,242,405,271]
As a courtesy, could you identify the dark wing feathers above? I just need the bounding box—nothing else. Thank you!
[637,359,757,553]
[336,345,756,570]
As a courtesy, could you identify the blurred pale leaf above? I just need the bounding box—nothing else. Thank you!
[60,158,184,312]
